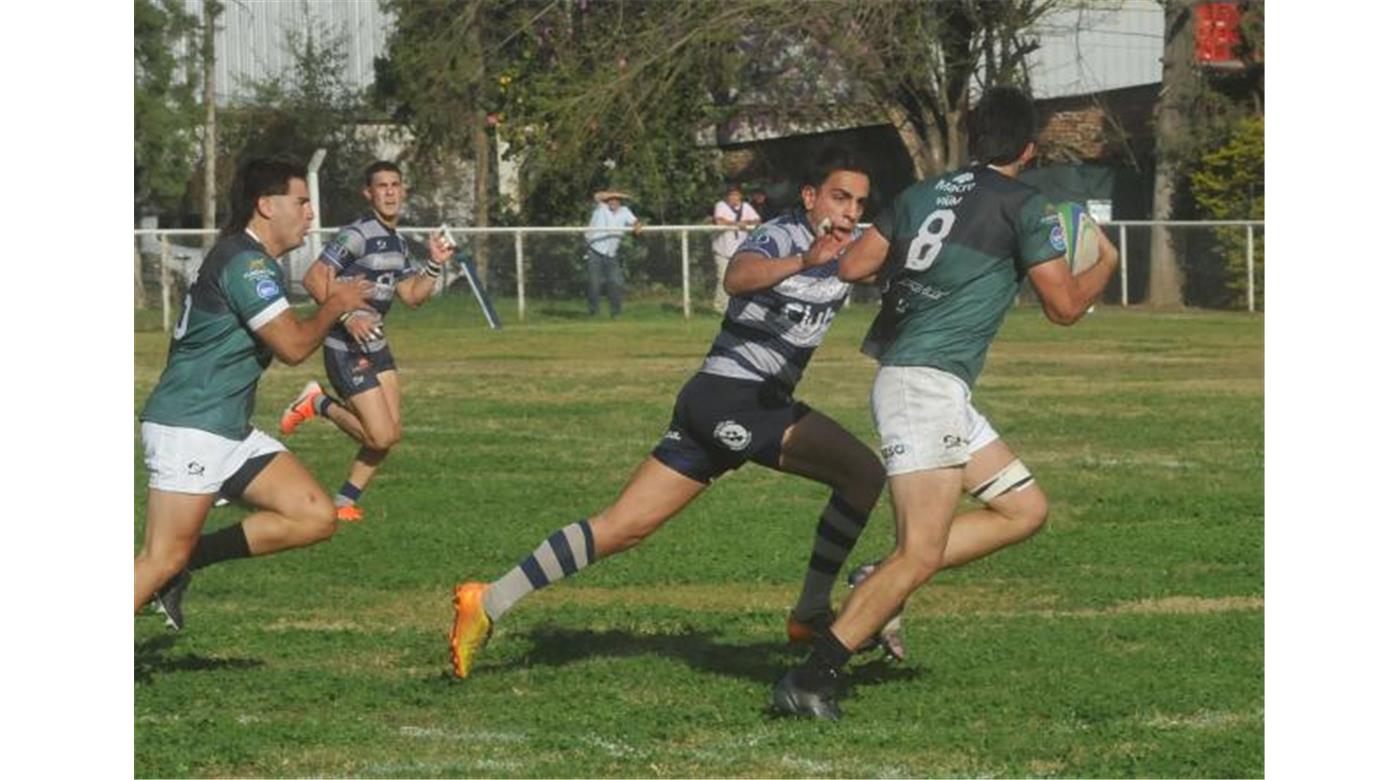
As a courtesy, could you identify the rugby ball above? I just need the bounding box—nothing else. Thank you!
[1052,202,1100,276]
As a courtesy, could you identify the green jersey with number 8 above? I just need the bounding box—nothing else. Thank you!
[861,165,1064,387]
[140,231,291,440]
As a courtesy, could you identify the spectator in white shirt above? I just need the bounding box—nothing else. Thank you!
[584,190,643,317]
[711,184,762,312]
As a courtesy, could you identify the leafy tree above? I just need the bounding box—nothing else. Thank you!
[1149,0,1263,307]
[378,0,738,227]
[134,0,199,219]
[1188,114,1263,308]
[215,21,376,227]
[815,0,1055,178]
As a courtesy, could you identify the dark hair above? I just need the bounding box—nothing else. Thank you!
[724,182,743,195]
[968,86,1039,166]
[802,144,873,190]
[222,157,307,236]
[364,160,402,186]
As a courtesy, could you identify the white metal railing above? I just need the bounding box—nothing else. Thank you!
[135,220,1265,330]
[1101,219,1264,314]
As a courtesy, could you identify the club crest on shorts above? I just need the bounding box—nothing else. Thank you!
[713,420,752,451]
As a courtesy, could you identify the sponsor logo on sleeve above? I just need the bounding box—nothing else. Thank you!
[255,278,282,301]
[1049,223,1067,253]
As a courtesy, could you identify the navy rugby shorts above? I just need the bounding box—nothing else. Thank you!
[651,372,811,483]
[324,344,397,398]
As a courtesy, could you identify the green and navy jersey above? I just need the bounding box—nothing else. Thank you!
[699,210,858,392]
[861,166,1063,387]
[318,214,417,353]
[140,231,290,439]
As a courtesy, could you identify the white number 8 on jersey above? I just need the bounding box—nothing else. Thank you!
[906,209,956,271]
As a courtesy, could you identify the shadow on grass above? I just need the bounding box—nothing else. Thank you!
[135,635,264,684]
[510,626,919,688]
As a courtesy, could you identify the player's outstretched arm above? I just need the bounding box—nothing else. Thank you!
[723,228,853,296]
[397,232,453,308]
[1026,231,1120,325]
[256,278,373,365]
[836,228,890,283]
[723,251,805,296]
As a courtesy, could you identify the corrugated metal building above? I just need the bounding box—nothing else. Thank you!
[1027,0,1164,99]
[184,1,1162,105]
[181,0,391,104]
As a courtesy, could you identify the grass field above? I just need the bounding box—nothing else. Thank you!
[133,297,1263,778]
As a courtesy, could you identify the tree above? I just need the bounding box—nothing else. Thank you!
[1149,0,1263,308]
[216,21,376,228]
[1146,0,1191,307]
[134,0,199,218]
[374,0,1061,232]
[135,0,201,307]
[376,0,516,277]
[1188,114,1263,308]
[816,0,1054,178]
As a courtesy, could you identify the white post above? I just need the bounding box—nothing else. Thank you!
[1118,223,1128,306]
[160,235,172,332]
[306,148,327,275]
[1246,224,1255,313]
[681,229,691,319]
[515,229,526,321]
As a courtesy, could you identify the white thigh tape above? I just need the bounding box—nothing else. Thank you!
[971,459,1034,502]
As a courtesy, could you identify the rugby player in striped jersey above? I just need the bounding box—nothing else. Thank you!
[277,161,454,522]
[449,146,891,679]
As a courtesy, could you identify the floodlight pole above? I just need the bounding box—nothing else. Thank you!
[307,148,328,273]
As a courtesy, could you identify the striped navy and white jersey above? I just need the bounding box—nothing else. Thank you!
[698,210,858,392]
[318,214,419,353]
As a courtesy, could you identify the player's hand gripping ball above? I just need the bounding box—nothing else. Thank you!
[1051,202,1101,276]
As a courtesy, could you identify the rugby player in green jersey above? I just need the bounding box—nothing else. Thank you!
[135,158,373,629]
[773,87,1120,719]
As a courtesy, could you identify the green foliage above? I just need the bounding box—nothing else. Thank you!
[217,22,376,226]
[134,0,199,217]
[1188,117,1263,309]
[134,303,1263,777]
[378,1,739,227]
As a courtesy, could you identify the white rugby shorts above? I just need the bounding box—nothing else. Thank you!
[870,366,999,476]
[141,422,285,494]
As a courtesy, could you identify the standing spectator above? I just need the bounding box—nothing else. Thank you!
[710,184,762,312]
[584,190,643,317]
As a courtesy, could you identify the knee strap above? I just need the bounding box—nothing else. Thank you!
[970,459,1034,502]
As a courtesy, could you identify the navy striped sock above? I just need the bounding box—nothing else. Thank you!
[336,481,362,507]
[794,493,870,619]
[484,520,595,620]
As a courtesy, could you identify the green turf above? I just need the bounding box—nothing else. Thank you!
[134,297,1263,777]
